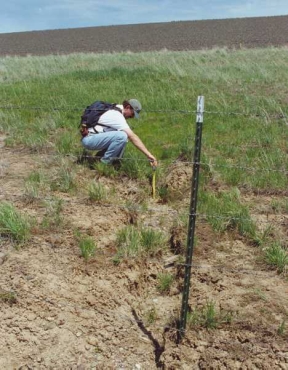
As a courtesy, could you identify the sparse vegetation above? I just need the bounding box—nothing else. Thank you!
[157,273,174,294]
[277,320,286,336]
[187,301,233,329]
[24,170,46,203]
[41,197,64,230]
[75,231,97,261]
[0,44,287,367]
[0,202,31,245]
[145,307,158,325]
[50,161,76,193]
[88,181,108,202]
[265,243,288,273]
[199,187,258,241]
[115,225,166,260]
[0,290,17,305]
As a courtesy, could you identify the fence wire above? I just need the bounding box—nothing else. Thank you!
[0,104,288,120]
[0,151,287,174]
[0,103,287,350]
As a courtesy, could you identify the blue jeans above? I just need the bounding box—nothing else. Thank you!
[81,131,128,164]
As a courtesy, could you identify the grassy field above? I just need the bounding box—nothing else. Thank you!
[1,47,287,265]
[1,47,287,269]
[1,48,287,185]
[0,47,287,368]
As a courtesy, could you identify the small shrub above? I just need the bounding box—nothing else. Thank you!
[176,139,193,161]
[91,162,118,177]
[158,185,169,203]
[271,199,288,214]
[115,225,141,259]
[140,228,166,254]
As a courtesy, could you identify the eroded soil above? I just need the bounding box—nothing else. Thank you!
[0,134,287,369]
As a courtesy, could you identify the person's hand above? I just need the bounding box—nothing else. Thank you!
[148,156,157,169]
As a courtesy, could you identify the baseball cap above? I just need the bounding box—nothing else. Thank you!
[128,99,142,119]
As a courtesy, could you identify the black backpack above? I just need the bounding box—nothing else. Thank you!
[80,100,122,137]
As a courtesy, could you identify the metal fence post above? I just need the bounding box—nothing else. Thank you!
[178,96,204,341]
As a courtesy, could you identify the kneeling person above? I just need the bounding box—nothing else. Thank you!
[81,99,157,168]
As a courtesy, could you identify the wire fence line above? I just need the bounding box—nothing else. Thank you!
[1,100,287,344]
[0,104,288,120]
[1,151,286,175]
[76,156,288,175]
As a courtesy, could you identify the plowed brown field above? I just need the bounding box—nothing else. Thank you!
[0,15,288,56]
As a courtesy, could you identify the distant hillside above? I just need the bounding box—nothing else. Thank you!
[0,15,288,56]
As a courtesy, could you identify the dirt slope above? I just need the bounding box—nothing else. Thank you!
[0,134,287,369]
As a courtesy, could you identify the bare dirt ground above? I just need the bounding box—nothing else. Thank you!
[0,133,287,369]
[0,15,288,56]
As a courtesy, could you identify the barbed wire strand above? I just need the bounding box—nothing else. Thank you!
[1,107,287,361]
[0,104,288,120]
[1,149,287,174]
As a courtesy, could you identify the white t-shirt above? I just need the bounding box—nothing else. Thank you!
[89,104,130,133]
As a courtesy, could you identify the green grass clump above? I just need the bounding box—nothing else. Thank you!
[265,243,288,273]
[88,181,108,202]
[157,273,174,294]
[187,301,233,329]
[24,170,46,203]
[114,225,166,261]
[75,231,97,261]
[199,187,257,240]
[0,202,31,245]
[145,307,158,325]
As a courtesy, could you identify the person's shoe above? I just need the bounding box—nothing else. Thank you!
[76,149,89,164]
[95,149,106,158]
[112,159,122,170]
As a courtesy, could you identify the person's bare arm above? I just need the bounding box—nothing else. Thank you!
[123,127,157,166]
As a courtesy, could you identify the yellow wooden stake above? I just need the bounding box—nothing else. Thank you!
[152,167,156,199]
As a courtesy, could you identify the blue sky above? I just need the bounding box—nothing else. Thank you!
[1,0,288,34]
